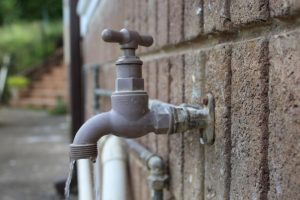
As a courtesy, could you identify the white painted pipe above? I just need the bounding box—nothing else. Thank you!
[77,159,94,200]
[94,135,109,200]
[101,136,128,200]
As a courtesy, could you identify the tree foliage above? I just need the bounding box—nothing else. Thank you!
[0,0,62,25]
[0,21,62,74]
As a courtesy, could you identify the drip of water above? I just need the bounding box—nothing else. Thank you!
[65,160,75,200]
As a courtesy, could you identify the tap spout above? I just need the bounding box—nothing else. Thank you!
[69,28,215,161]
[69,108,163,161]
[70,111,112,160]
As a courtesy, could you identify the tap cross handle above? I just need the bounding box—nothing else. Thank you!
[101,28,153,49]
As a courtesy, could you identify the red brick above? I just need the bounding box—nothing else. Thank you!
[230,38,269,199]
[124,0,135,29]
[155,58,171,198]
[230,0,269,26]
[204,44,232,200]
[147,61,158,153]
[183,50,206,200]
[204,0,232,33]
[169,55,184,199]
[143,62,150,94]
[170,55,185,105]
[268,30,300,199]
[134,0,141,33]
[137,0,148,54]
[140,163,151,200]
[147,0,157,49]
[140,62,150,146]
[129,154,142,200]
[184,0,203,40]
[270,0,300,17]
[157,0,168,47]
[83,0,126,63]
[83,69,94,117]
[99,65,114,112]
[184,51,206,103]
[148,61,158,99]
[169,0,184,44]
[140,0,148,34]
[157,58,170,161]
[156,58,171,199]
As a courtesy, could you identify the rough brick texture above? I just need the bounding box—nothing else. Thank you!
[79,0,300,199]
[147,60,158,153]
[268,30,300,199]
[270,0,300,17]
[204,45,232,200]
[147,0,156,50]
[128,154,150,200]
[183,51,206,200]
[169,0,184,44]
[230,0,269,26]
[183,0,203,40]
[230,38,269,199]
[157,0,168,47]
[157,58,170,160]
[204,0,232,33]
[169,55,185,200]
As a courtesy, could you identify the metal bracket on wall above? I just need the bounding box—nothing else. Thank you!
[199,93,215,145]
[179,93,215,145]
[150,93,215,145]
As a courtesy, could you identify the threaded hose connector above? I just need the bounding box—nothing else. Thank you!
[69,144,98,160]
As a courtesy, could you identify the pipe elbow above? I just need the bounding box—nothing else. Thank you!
[70,111,112,160]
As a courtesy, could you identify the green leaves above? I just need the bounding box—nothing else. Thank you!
[0,21,62,74]
[0,0,62,26]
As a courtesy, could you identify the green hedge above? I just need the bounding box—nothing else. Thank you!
[0,21,62,74]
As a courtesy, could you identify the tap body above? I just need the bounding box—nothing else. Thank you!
[70,29,215,160]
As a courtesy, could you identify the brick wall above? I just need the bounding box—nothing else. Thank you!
[82,0,300,199]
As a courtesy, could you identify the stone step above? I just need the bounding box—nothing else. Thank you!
[12,97,57,109]
[31,80,67,91]
[29,88,67,99]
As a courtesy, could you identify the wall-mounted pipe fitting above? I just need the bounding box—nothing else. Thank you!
[125,139,168,200]
[69,28,215,161]
[149,93,214,144]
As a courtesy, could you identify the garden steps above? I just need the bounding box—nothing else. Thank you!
[10,49,68,109]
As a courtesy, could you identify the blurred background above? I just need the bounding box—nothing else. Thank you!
[1,0,299,200]
[0,1,70,199]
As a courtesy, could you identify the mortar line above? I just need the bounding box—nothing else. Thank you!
[181,54,185,200]
[154,60,158,153]
[140,21,300,62]
[181,0,185,42]
[86,16,300,71]
[259,40,270,200]
[260,1,271,198]
[224,46,232,200]
[166,0,170,44]
[200,0,204,34]
[166,57,171,192]
[165,0,171,194]
[201,2,205,199]
[200,51,207,200]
